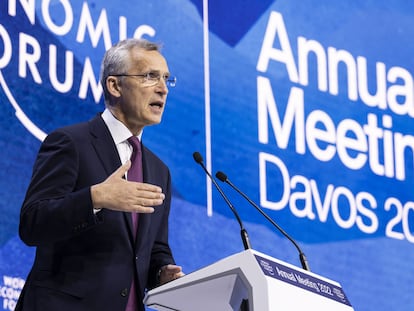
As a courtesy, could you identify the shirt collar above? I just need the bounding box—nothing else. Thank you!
[101,108,143,144]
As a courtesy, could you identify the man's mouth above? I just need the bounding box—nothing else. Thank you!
[149,101,164,109]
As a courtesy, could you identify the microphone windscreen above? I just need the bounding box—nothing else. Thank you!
[215,171,227,182]
[192,152,203,164]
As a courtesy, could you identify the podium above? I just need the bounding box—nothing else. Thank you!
[144,249,354,311]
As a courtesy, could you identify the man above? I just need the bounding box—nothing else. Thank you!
[16,38,183,311]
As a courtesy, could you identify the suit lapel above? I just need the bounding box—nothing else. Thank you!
[88,115,122,175]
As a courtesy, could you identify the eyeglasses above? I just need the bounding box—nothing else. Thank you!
[110,71,177,88]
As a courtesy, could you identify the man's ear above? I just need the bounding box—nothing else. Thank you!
[106,76,122,98]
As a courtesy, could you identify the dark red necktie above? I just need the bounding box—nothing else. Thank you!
[125,136,142,311]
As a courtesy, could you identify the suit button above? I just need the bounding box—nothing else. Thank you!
[120,288,128,297]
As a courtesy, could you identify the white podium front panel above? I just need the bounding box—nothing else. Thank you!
[145,272,247,311]
[144,249,354,311]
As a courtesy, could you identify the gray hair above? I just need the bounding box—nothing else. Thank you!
[100,38,162,101]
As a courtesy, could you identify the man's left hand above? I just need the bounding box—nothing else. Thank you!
[159,264,184,285]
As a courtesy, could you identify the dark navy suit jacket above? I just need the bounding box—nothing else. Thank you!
[16,115,175,311]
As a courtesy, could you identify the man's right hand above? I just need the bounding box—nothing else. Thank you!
[90,161,165,213]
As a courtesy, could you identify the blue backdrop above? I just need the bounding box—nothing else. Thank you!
[1,1,414,310]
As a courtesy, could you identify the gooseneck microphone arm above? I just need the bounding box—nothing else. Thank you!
[192,152,252,250]
[215,171,310,271]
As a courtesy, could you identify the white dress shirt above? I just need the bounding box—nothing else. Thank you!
[101,108,142,168]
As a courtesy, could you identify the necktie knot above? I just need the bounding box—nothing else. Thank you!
[127,136,141,152]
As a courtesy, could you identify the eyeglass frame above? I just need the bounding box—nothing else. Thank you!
[108,71,177,88]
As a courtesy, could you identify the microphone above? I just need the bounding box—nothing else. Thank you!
[192,152,252,250]
[215,171,310,271]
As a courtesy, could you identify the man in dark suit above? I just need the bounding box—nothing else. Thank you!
[17,38,183,311]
